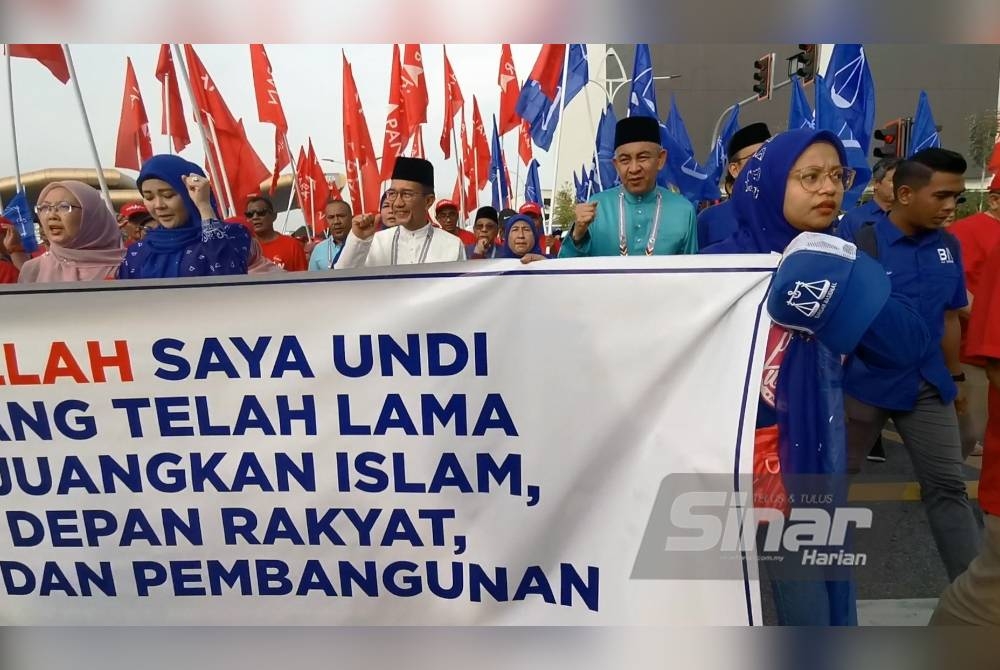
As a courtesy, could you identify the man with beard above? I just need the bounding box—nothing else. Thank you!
[308,199,353,271]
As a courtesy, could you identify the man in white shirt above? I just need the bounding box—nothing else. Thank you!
[335,157,466,268]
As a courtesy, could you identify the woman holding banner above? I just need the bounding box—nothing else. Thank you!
[17,181,124,283]
[120,155,251,280]
[702,128,931,625]
[501,214,548,264]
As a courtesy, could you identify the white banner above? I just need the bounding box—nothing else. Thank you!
[0,255,775,625]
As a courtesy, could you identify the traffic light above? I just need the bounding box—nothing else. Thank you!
[792,44,818,83]
[753,52,774,101]
[873,118,912,159]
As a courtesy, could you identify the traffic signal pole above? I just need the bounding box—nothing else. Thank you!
[708,78,794,157]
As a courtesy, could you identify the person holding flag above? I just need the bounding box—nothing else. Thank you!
[697,122,772,250]
[559,117,697,258]
[335,157,466,268]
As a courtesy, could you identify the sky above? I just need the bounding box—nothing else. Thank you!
[1,44,559,230]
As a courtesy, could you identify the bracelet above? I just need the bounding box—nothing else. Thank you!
[952,372,966,382]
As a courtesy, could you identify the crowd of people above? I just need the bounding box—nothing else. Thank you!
[1,114,998,627]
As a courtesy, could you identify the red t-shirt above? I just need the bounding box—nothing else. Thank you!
[951,212,1000,363]
[259,234,307,272]
[446,227,476,246]
[967,243,1000,515]
[0,259,18,283]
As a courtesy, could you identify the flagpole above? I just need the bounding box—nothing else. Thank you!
[172,44,229,218]
[545,45,572,236]
[511,133,521,209]
[5,50,23,194]
[308,177,315,239]
[205,115,236,217]
[164,71,172,154]
[451,125,466,222]
[62,45,113,210]
[282,133,295,229]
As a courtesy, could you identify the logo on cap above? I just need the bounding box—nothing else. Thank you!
[786,279,837,318]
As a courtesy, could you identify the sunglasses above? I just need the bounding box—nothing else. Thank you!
[245,208,272,218]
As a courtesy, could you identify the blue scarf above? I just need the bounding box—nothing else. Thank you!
[130,155,249,279]
[501,214,545,258]
[706,129,856,625]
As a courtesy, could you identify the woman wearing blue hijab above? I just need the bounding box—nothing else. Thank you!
[501,214,548,263]
[120,155,251,279]
[702,129,931,625]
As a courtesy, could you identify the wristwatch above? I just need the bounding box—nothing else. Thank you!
[952,372,966,382]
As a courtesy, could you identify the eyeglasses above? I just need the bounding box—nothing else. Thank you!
[790,167,857,193]
[384,189,428,202]
[244,208,272,218]
[35,202,82,215]
[729,151,756,166]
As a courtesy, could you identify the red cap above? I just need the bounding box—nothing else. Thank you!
[119,202,149,219]
[435,199,459,212]
[518,202,542,216]
[990,172,1000,193]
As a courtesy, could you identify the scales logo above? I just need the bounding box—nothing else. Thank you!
[786,279,836,318]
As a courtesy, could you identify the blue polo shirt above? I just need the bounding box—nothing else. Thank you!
[696,200,738,250]
[835,198,886,239]
[838,212,967,410]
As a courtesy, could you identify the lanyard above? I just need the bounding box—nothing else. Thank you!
[390,226,434,266]
[617,190,663,256]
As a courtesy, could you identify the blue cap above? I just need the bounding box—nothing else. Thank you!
[766,232,890,355]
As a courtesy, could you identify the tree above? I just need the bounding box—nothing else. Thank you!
[967,109,999,211]
[550,183,575,231]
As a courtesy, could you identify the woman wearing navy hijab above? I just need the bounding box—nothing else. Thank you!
[501,214,548,263]
[703,129,931,625]
[120,155,251,279]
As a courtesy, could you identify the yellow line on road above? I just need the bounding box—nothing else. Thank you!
[848,481,980,502]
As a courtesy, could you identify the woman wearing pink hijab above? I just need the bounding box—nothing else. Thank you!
[18,180,125,283]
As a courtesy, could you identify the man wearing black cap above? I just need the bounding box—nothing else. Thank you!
[335,157,466,268]
[558,116,697,258]
[467,206,502,259]
[697,122,771,250]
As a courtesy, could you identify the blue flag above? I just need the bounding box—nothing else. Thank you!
[572,169,585,203]
[525,159,543,205]
[628,44,658,118]
[707,103,740,191]
[825,44,877,156]
[489,115,510,209]
[788,76,815,130]
[909,90,941,156]
[3,190,38,253]
[661,96,720,203]
[594,103,619,192]
[565,44,589,107]
[815,74,872,208]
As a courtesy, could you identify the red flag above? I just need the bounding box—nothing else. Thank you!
[295,147,317,231]
[184,45,269,216]
[472,97,491,190]
[342,53,381,215]
[380,44,412,181]
[497,44,522,135]
[308,140,332,235]
[526,44,567,100]
[502,149,513,209]
[270,129,291,194]
[249,44,288,132]
[114,57,154,171]
[250,44,290,193]
[155,44,190,152]
[7,44,69,84]
[459,112,473,217]
[410,126,425,158]
[439,47,465,158]
[988,138,1000,175]
[518,119,533,166]
[401,44,428,133]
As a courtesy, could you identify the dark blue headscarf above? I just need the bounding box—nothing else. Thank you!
[705,128,847,254]
[704,129,856,625]
[122,154,249,279]
[501,214,545,258]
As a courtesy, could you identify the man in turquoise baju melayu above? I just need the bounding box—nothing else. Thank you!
[559,116,698,258]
